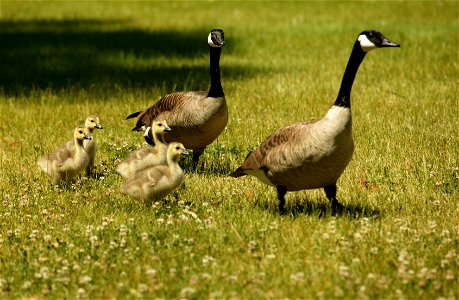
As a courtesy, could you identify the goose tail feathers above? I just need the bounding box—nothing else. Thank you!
[229,167,246,178]
[126,111,141,120]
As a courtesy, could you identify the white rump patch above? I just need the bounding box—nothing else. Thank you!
[245,169,275,187]
[358,34,377,52]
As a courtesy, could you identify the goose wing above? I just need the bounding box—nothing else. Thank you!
[128,91,207,131]
[231,122,312,176]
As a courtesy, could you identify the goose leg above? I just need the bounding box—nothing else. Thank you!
[85,163,92,176]
[276,186,287,214]
[324,183,345,214]
[192,148,204,169]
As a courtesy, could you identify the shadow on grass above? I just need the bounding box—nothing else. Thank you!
[256,197,381,219]
[0,19,248,96]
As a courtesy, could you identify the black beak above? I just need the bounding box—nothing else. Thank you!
[381,37,400,48]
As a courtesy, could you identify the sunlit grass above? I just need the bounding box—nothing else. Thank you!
[1,1,458,299]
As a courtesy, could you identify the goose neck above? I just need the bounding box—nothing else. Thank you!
[207,46,224,98]
[334,41,366,108]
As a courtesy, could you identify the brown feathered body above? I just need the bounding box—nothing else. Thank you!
[38,126,92,184]
[231,106,354,191]
[131,91,228,151]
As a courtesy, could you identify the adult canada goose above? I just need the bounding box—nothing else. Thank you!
[126,29,227,168]
[66,115,103,175]
[230,30,400,213]
[120,142,188,204]
[38,126,92,184]
[116,120,171,180]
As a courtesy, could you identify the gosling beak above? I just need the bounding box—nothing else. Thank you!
[164,125,172,132]
[181,150,189,156]
[84,133,92,140]
[96,123,103,129]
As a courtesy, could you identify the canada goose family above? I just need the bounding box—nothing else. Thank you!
[66,115,103,175]
[126,29,227,168]
[38,126,92,184]
[230,30,400,213]
[116,120,172,180]
[120,142,188,203]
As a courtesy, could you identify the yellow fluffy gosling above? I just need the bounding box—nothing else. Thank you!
[66,115,103,175]
[120,142,188,204]
[38,126,92,184]
[116,120,171,180]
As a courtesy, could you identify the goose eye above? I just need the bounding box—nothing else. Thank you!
[79,130,83,134]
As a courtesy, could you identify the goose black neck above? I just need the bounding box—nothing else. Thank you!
[334,41,366,108]
[155,133,167,145]
[207,46,224,98]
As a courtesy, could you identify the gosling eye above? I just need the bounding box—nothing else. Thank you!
[79,130,83,134]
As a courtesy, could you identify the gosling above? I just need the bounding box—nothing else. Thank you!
[38,126,92,184]
[66,115,103,175]
[116,120,171,180]
[120,142,188,204]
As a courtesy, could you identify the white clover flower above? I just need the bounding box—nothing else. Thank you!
[180,287,196,298]
[79,275,92,285]
[146,268,157,277]
[119,224,128,236]
[138,283,148,293]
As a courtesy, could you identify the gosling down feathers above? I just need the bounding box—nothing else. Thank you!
[120,142,188,204]
[66,115,103,175]
[126,29,227,168]
[116,120,171,180]
[230,30,400,213]
[38,126,92,184]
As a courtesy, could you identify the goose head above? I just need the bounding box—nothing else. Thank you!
[169,142,189,159]
[75,126,92,141]
[357,30,400,53]
[208,29,225,48]
[85,115,103,130]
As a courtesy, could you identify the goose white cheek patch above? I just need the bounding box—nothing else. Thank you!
[358,34,377,52]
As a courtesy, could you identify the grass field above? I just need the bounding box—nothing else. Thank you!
[1,1,458,299]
